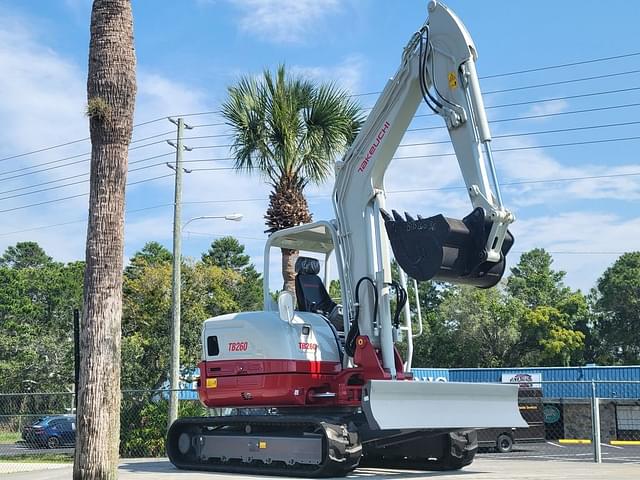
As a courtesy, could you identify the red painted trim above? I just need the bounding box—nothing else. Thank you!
[196,338,412,409]
[204,359,342,378]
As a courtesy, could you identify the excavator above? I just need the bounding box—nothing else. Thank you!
[167,1,524,476]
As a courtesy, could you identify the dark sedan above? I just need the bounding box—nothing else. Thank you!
[22,415,76,449]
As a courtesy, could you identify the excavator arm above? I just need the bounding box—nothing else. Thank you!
[333,1,515,374]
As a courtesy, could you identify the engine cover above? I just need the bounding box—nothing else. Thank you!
[198,311,344,408]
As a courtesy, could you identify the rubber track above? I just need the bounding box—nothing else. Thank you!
[167,415,361,478]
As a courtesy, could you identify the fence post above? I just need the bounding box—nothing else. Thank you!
[591,380,602,463]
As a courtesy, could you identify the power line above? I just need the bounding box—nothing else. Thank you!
[481,51,640,79]
[483,69,640,95]
[7,131,639,200]
[4,51,639,163]
[0,137,171,178]
[393,135,640,161]
[384,172,640,195]
[3,164,638,235]
[398,121,640,149]
[0,203,176,237]
[0,164,236,201]
[0,121,171,164]
[0,153,232,197]
[362,84,640,117]
[3,122,638,198]
[357,70,640,105]
[0,173,176,214]
[190,122,227,129]
[408,102,640,133]
[0,151,175,185]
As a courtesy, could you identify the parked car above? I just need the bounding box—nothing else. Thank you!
[22,415,76,449]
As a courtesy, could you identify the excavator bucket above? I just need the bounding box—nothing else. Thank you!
[362,380,527,430]
[381,207,514,288]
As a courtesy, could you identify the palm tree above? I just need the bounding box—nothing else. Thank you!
[222,65,364,293]
[74,0,136,478]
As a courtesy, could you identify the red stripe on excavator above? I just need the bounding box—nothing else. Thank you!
[202,359,341,378]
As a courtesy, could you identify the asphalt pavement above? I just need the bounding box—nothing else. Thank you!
[479,441,640,463]
[0,441,73,457]
[3,457,640,480]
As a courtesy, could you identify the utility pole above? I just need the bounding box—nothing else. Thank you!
[167,117,192,430]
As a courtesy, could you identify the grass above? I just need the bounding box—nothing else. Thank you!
[0,453,73,463]
[0,432,21,443]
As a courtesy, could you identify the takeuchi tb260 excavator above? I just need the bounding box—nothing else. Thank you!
[167,1,525,476]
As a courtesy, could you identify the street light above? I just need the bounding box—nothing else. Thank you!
[182,213,244,230]
[167,213,244,429]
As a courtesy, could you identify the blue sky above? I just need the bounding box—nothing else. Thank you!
[0,0,638,292]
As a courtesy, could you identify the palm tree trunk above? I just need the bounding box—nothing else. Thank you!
[74,1,136,479]
[281,248,298,293]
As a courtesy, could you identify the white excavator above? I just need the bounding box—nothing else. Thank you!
[167,1,524,476]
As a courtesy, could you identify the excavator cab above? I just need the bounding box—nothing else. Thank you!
[382,207,514,288]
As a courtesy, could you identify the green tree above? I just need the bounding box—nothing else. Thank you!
[506,249,587,366]
[507,248,570,308]
[412,286,523,368]
[222,65,364,292]
[0,259,83,393]
[121,243,246,390]
[592,252,640,364]
[0,241,53,269]
[201,236,263,311]
[202,236,251,271]
[518,305,585,367]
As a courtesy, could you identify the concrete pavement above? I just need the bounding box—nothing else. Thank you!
[4,457,639,479]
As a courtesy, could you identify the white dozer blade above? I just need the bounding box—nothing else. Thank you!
[362,380,528,430]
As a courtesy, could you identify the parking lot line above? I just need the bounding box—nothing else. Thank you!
[602,443,624,449]
[546,441,566,448]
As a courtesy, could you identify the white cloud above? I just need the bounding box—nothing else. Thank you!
[227,0,342,44]
[0,9,273,270]
[525,99,569,118]
[290,55,366,94]
[511,212,640,291]
[494,137,640,207]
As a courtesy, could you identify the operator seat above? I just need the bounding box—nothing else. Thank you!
[294,257,343,331]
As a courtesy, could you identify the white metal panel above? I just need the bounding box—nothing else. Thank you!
[362,380,527,430]
[201,311,341,364]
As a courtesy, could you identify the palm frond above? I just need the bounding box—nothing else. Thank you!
[221,64,364,233]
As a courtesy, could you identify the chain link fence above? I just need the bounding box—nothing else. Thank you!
[476,381,640,464]
[0,382,638,474]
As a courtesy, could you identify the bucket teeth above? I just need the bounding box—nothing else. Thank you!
[392,210,405,222]
[380,208,393,222]
[380,207,514,288]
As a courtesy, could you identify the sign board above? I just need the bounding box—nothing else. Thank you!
[543,405,561,424]
[501,372,542,388]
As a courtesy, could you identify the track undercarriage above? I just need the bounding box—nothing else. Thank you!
[167,412,477,477]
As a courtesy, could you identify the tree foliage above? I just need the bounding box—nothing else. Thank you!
[592,252,640,364]
[221,65,364,292]
[0,253,83,393]
[0,241,53,269]
[1,240,637,391]
[412,249,590,368]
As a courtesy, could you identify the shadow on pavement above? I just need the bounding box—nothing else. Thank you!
[118,459,480,478]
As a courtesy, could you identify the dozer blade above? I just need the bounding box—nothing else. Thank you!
[381,207,514,288]
[362,380,527,430]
